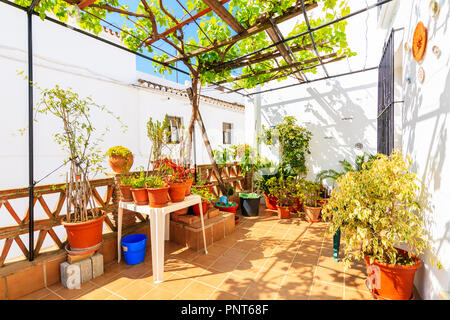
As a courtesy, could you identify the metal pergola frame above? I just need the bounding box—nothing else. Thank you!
[0,0,392,262]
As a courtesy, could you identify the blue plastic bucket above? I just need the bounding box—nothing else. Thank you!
[121,234,147,265]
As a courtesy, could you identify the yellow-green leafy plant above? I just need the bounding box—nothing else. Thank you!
[105,146,132,158]
[322,150,429,268]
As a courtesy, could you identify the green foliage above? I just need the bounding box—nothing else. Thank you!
[266,175,299,207]
[106,145,132,158]
[191,186,215,202]
[303,180,321,207]
[260,116,312,176]
[35,85,124,178]
[17,0,355,90]
[147,115,170,161]
[130,171,147,189]
[322,151,430,268]
[316,152,376,185]
[119,174,133,186]
[146,175,166,189]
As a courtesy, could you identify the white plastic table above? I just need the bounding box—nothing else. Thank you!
[117,194,208,283]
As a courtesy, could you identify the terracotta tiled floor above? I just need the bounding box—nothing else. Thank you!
[17,207,375,300]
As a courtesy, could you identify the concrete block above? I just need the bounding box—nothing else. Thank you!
[75,258,92,283]
[60,262,81,289]
[91,253,104,278]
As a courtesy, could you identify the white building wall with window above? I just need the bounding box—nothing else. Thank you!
[0,2,246,190]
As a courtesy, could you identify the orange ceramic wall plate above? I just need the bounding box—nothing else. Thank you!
[412,22,427,62]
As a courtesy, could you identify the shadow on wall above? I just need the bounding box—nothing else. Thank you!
[402,1,450,297]
[260,77,377,182]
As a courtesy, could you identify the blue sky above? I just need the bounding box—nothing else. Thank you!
[104,0,205,84]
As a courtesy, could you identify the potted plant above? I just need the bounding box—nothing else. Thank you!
[130,170,149,205]
[191,186,215,216]
[163,159,187,203]
[184,168,195,196]
[214,183,238,214]
[303,180,322,222]
[233,144,262,216]
[118,174,133,202]
[146,175,169,208]
[260,116,312,176]
[290,177,305,213]
[106,146,134,173]
[322,151,438,300]
[266,176,294,219]
[34,85,124,252]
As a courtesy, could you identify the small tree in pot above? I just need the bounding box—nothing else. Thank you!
[303,180,322,222]
[266,175,295,219]
[322,150,439,300]
[35,85,125,251]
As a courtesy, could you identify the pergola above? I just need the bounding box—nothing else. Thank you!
[1,0,391,262]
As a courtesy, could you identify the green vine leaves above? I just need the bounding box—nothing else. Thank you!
[15,0,356,89]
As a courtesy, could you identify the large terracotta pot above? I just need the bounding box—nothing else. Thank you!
[264,193,278,210]
[168,182,187,202]
[62,214,106,251]
[131,188,149,205]
[147,186,170,208]
[119,185,133,202]
[364,248,421,300]
[185,178,194,196]
[193,200,210,216]
[277,206,291,219]
[108,154,133,173]
[304,205,322,222]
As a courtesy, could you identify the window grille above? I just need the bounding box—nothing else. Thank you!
[223,122,232,145]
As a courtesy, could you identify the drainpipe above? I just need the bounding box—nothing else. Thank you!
[27,0,40,262]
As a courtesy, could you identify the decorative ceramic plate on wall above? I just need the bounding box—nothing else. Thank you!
[413,21,427,62]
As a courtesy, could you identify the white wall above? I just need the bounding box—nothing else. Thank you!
[0,2,244,259]
[245,0,381,184]
[256,72,378,183]
[393,0,449,301]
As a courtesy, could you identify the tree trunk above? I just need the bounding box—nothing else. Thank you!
[185,75,227,195]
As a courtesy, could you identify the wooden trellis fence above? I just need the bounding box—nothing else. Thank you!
[0,163,247,267]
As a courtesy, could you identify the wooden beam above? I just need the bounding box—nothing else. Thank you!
[266,26,304,82]
[201,0,245,33]
[145,0,231,46]
[77,0,96,9]
[231,54,347,92]
[216,53,338,84]
[164,2,318,64]
[207,41,328,73]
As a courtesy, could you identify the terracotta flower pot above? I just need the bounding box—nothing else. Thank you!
[108,153,134,173]
[364,248,422,300]
[193,200,209,216]
[277,206,291,219]
[185,178,194,196]
[119,185,133,202]
[62,214,106,251]
[304,205,322,222]
[168,182,187,202]
[131,188,149,205]
[147,186,170,208]
[264,193,278,210]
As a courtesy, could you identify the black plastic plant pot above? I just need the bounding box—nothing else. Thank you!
[239,193,261,217]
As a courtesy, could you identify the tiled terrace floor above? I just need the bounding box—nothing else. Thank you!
[17,208,374,300]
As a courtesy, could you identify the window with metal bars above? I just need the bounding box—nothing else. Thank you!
[167,116,182,144]
[223,122,232,145]
[377,31,394,155]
